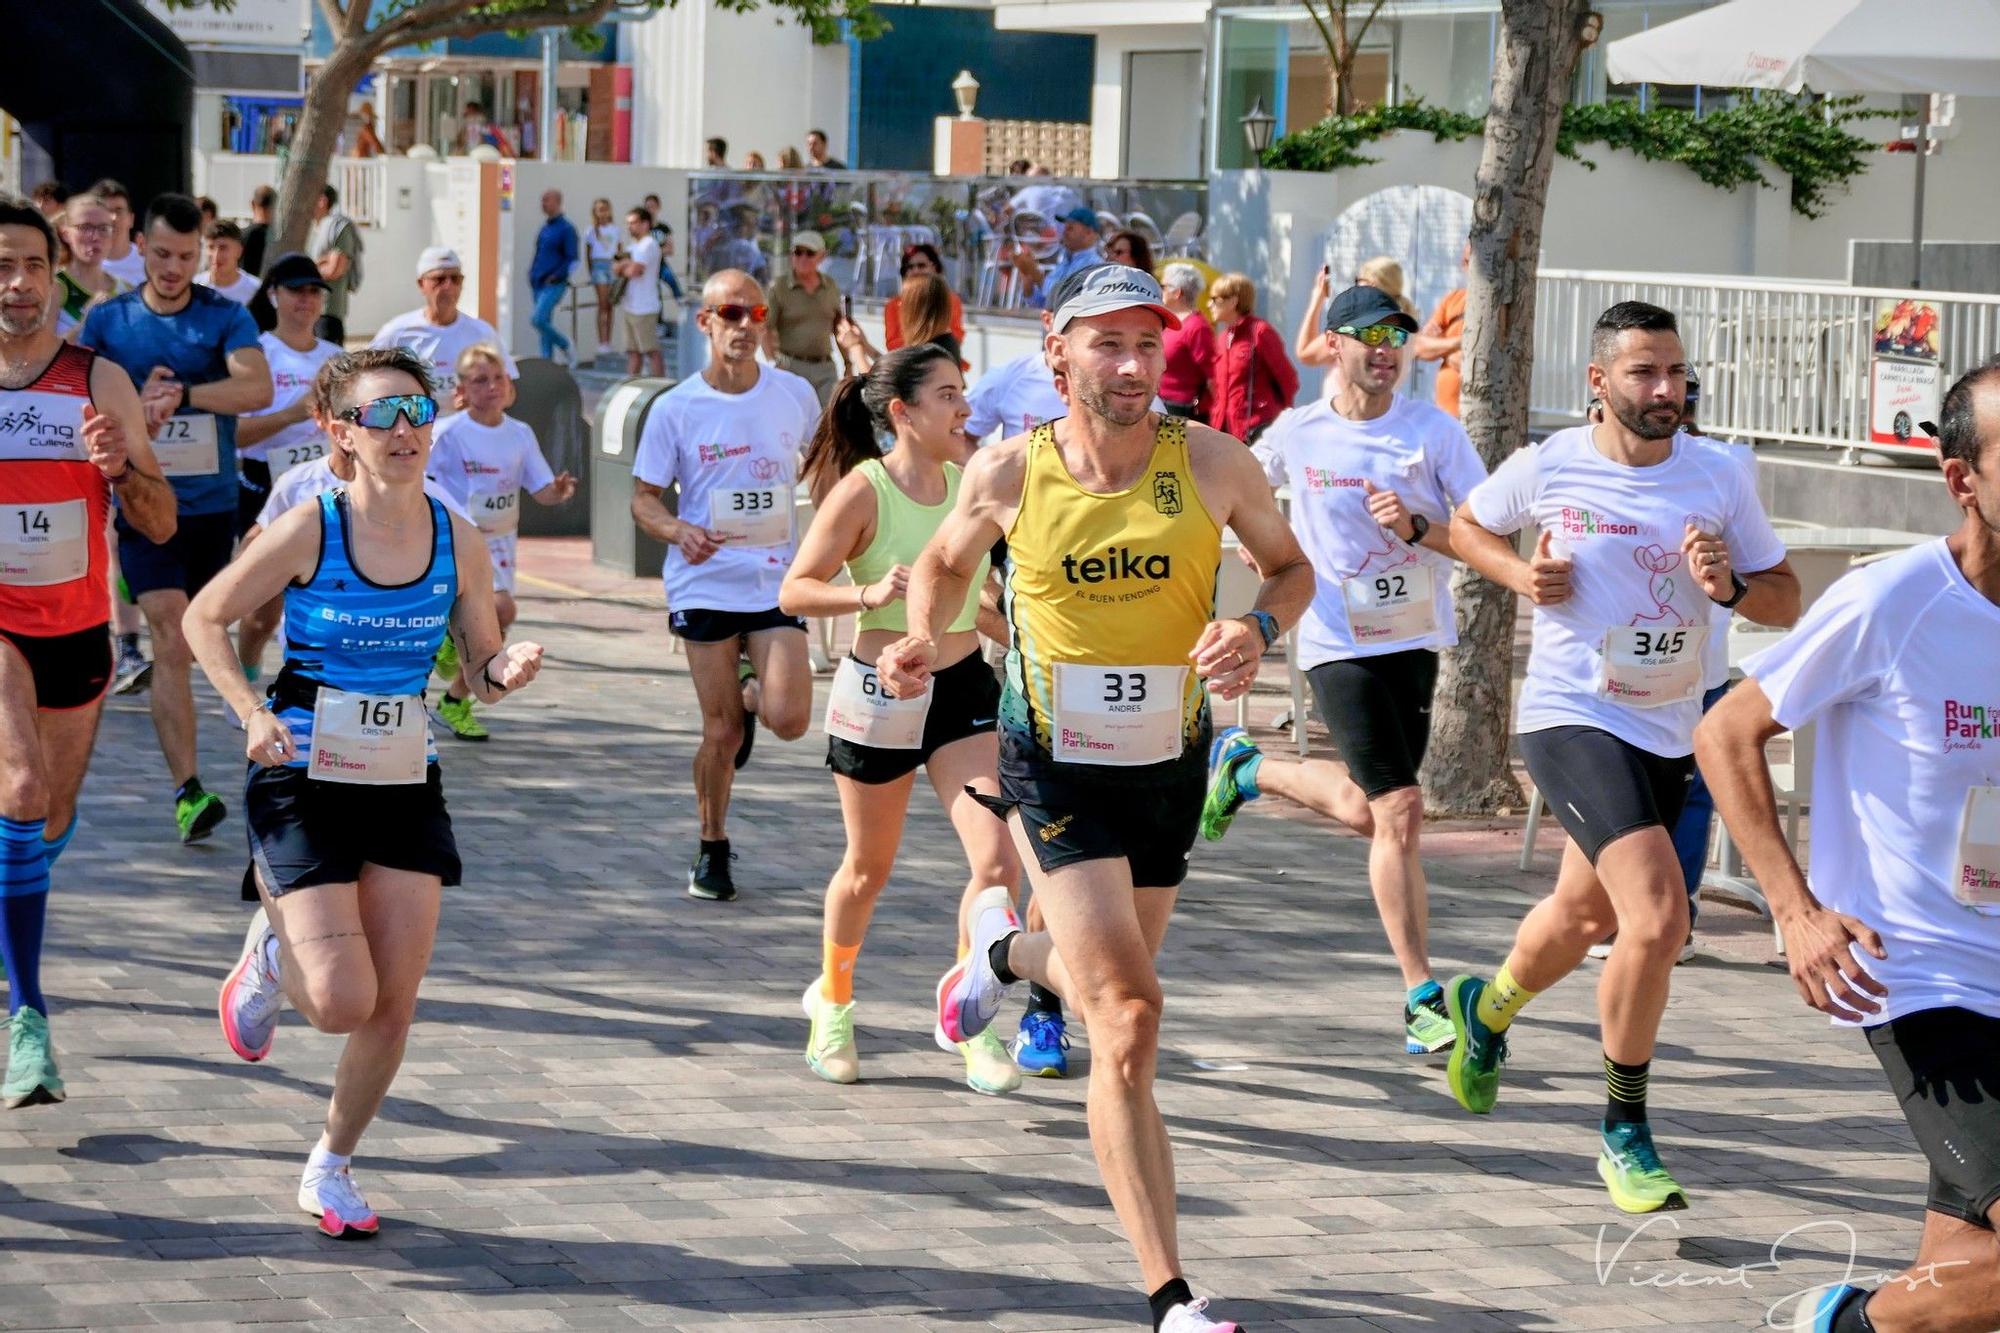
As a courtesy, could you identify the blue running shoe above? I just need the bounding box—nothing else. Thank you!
[1011,1009,1070,1078]
[1201,726,1261,841]
[1776,1283,1867,1331]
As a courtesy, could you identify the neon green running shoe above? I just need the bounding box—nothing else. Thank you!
[435,695,489,742]
[959,1028,1021,1096]
[1598,1121,1689,1213]
[4,1008,66,1108]
[433,636,460,682]
[801,980,858,1084]
[1200,726,1261,841]
[1404,993,1456,1055]
[1443,973,1508,1114]
[175,789,227,845]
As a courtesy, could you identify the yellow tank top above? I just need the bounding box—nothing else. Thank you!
[1001,416,1221,756]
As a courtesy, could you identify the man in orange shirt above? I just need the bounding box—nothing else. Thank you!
[1414,242,1470,418]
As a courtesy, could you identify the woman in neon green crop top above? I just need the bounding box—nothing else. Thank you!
[781,344,1025,1095]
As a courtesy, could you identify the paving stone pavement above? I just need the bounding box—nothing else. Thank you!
[0,541,1932,1332]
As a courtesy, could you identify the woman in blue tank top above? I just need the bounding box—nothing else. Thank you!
[185,347,544,1240]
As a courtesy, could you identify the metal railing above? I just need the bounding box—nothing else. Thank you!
[686,170,1207,319]
[1532,268,2000,452]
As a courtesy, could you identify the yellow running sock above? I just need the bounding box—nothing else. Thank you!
[1476,964,1538,1032]
[822,941,860,1005]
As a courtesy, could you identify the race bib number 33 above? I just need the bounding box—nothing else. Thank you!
[0,499,88,587]
[152,414,221,478]
[1599,624,1707,708]
[1052,663,1186,767]
[307,688,427,785]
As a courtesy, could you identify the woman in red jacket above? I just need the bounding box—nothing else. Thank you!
[1205,272,1299,444]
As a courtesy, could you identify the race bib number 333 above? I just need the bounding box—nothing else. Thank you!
[1052,663,1186,767]
[714,487,792,547]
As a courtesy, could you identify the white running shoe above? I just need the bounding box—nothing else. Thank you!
[1159,1298,1241,1333]
[299,1164,380,1239]
[934,887,1019,1046]
[219,908,283,1062]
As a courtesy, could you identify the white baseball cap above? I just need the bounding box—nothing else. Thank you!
[1052,264,1180,333]
[416,246,463,278]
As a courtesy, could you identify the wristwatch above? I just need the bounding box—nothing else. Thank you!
[178,382,191,413]
[1715,573,1749,609]
[1245,609,1280,650]
[1403,513,1430,546]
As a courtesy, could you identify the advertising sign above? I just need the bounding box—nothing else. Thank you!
[1868,298,1943,453]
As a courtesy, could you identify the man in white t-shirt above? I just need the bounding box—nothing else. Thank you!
[1444,301,1799,1215]
[1203,286,1487,1058]
[631,269,820,902]
[1699,365,2000,1333]
[369,247,516,410]
[616,206,664,379]
[195,221,261,305]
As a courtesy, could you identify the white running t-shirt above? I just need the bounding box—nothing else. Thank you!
[1689,434,1758,691]
[633,367,820,614]
[197,271,262,305]
[620,235,662,316]
[254,456,472,530]
[1746,538,2000,1024]
[1254,394,1487,667]
[369,309,517,407]
[964,352,1069,444]
[429,412,556,534]
[240,332,341,470]
[1465,426,1786,757]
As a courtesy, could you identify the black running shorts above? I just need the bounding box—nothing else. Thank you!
[0,623,112,711]
[669,606,806,643]
[245,761,463,895]
[1867,1006,2000,1228]
[1519,725,1693,865]
[1307,648,1439,799]
[972,725,1207,889]
[828,650,1000,785]
[236,456,272,538]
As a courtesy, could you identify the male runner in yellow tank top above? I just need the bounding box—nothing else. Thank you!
[878,264,1313,1333]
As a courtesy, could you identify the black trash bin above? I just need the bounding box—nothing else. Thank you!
[591,377,676,578]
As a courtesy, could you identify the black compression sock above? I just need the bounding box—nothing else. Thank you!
[986,932,1020,985]
[174,777,205,803]
[1830,1288,1874,1333]
[1026,982,1063,1018]
[1604,1054,1650,1127]
[1149,1278,1194,1332]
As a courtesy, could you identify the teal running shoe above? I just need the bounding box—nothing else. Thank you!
[1443,973,1508,1114]
[1598,1121,1688,1213]
[1201,726,1261,841]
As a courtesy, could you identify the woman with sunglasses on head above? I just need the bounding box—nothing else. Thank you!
[781,344,1025,1093]
[1202,286,1486,1058]
[185,347,543,1239]
[882,243,964,352]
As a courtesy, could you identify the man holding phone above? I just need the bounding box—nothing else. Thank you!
[764,231,842,406]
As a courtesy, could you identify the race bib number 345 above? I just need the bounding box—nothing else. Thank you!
[1599,624,1708,708]
[1052,663,1186,767]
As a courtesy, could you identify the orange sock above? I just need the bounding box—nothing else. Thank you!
[822,940,860,1004]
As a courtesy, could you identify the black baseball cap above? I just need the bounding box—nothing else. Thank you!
[1323,284,1419,334]
[261,251,328,290]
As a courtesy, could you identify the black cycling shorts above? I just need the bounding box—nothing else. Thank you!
[828,650,1000,785]
[116,510,236,600]
[971,725,1207,889]
[236,456,272,538]
[1519,725,1693,865]
[1868,1006,2000,1228]
[0,623,111,711]
[245,761,462,896]
[1308,648,1439,799]
[669,606,806,644]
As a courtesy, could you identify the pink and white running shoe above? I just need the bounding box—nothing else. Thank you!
[934,886,1020,1046]
[299,1164,380,1239]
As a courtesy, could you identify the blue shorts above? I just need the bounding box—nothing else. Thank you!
[590,258,614,285]
[116,510,236,600]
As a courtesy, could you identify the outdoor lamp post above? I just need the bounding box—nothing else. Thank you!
[953,70,981,120]
[1240,96,1276,159]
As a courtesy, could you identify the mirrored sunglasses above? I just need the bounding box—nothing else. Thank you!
[340,394,438,430]
[1336,324,1410,349]
[705,303,769,325]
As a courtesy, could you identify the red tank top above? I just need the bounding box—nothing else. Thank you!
[0,343,111,637]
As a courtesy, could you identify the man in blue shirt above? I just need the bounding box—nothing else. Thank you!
[1011,205,1105,309]
[528,189,578,363]
[80,193,271,846]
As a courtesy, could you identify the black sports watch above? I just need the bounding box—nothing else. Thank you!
[1714,572,1749,610]
[178,382,192,413]
[1245,609,1280,650]
[1403,513,1430,546]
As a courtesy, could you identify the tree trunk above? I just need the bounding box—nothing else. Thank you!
[1420,0,1594,816]
[272,42,379,255]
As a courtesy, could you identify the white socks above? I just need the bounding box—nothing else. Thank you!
[304,1139,349,1179]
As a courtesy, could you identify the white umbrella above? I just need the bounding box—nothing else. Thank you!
[1606,0,2000,285]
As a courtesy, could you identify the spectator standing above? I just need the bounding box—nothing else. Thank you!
[1158,262,1214,422]
[307,184,363,345]
[353,101,387,158]
[705,137,728,168]
[240,185,276,277]
[584,198,620,350]
[778,146,804,171]
[1106,228,1155,275]
[1006,158,1032,176]
[196,221,260,304]
[642,194,686,301]
[617,206,665,378]
[92,179,146,288]
[528,188,579,363]
[765,229,843,405]
[1412,242,1470,418]
[1012,205,1103,308]
[1206,272,1297,445]
[843,274,960,377]
[883,243,963,351]
[745,151,768,171]
[806,129,846,170]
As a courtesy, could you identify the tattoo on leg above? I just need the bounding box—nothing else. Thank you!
[295,930,365,946]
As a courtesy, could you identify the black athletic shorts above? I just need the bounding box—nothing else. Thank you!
[1867,1007,2000,1227]
[116,510,236,600]
[828,650,1000,785]
[245,761,463,896]
[0,623,111,711]
[1519,725,1693,865]
[1308,648,1439,799]
[236,456,272,538]
[972,724,1208,889]
[669,606,806,644]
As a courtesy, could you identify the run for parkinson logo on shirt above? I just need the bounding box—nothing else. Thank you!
[1558,506,1642,538]
[1945,699,2000,752]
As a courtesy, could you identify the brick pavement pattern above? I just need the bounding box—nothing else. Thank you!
[0,542,1931,1331]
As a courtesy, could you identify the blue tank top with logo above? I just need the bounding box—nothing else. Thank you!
[274,490,457,767]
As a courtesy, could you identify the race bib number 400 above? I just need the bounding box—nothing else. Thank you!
[1953,786,2000,913]
[470,488,520,535]
[714,487,792,547]
[152,414,220,478]
[1343,564,1437,646]
[1599,624,1708,709]
[307,688,427,785]
[1052,663,1186,767]
[268,435,328,482]
[0,499,88,587]
[824,657,931,750]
